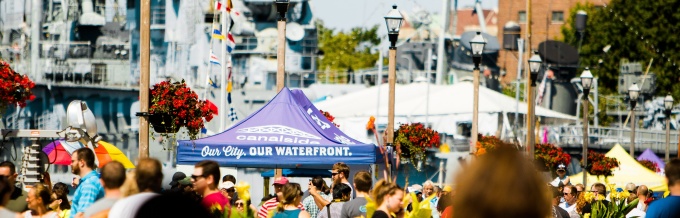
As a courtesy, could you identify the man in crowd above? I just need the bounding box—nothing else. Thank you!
[550,186,570,218]
[169,172,187,190]
[108,157,164,217]
[309,162,353,209]
[71,148,105,218]
[219,181,235,201]
[222,174,239,205]
[559,185,578,217]
[627,185,649,217]
[340,171,371,218]
[193,160,229,214]
[0,161,27,212]
[258,177,304,218]
[646,159,680,217]
[84,161,126,217]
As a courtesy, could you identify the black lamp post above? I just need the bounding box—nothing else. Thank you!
[628,83,640,156]
[665,93,674,162]
[580,67,593,188]
[469,32,486,154]
[526,51,541,158]
[384,5,403,174]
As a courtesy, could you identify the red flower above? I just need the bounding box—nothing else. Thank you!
[394,123,441,169]
[0,61,35,113]
[150,79,213,141]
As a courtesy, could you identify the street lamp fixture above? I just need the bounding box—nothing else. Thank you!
[579,67,593,188]
[470,32,486,67]
[469,32,486,155]
[629,83,640,156]
[385,5,404,49]
[528,51,542,86]
[665,93,674,162]
[275,0,290,21]
[384,4,403,178]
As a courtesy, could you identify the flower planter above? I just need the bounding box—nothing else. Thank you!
[149,113,181,133]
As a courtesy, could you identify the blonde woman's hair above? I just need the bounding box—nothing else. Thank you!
[453,147,551,218]
[275,183,302,213]
[121,170,139,197]
[32,183,52,207]
[371,179,402,206]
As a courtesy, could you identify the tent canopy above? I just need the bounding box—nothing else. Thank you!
[176,88,378,168]
[569,144,667,192]
[637,148,665,173]
[261,169,332,177]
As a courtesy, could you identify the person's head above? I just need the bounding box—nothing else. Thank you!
[222,174,236,183]
[441,185,452,197]
[71,148,96,175]
[636,185,649,199]
[27,183,51,211]
[590,183,606,196]
[310,176,326,190]
[276,183,304,212]
[549,185,562,205]
[218,181,235,199]
[192,160,221,194]
[0,161,18,184]
[353,171,372,193]
[332,162,350,182]
[422,181,435,197]
[49,182,71,211]
[101,161,126,190]
[372,179,404,213]
[665,159,680,187]
[562,185,578,204]
[625,183,636,193]
[453,148,551,218]
[332,183,352,201]
[0,175,14,206]
[575,183,585,192]
[556,164,567,176]
[136,158,163,193]
[234,199,251,212]
[437,192,453,212]
[169,172,187,189]
[272,177,289,195]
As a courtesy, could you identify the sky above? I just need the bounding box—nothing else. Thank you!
[312,0,499,32]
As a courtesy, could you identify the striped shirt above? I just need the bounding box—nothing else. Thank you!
[257,197,305,218]
[71,171,105,217]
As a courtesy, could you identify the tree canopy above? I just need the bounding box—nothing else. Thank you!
[316,22,381,72]
[562,0,680,97]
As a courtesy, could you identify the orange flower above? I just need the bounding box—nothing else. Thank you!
[476,147,487,156]
[366,116,376,130]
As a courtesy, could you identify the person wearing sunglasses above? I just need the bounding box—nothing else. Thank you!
[234,199,256,217]
[550,164,571,187]
[219,181,236,200]
[559,185,578,218]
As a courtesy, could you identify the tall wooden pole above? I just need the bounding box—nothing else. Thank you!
[138,0,151,158]
[582,96,589,188]
[524,0,533,156]
[276,18,286,92]
[386,47,397,179]
[471,67,479,154]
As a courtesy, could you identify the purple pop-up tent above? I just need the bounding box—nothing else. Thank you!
[637,148,665,173]
[176,88,378,168]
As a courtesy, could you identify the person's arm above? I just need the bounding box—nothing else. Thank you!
[299,210,311,218]
[562,176,571,185]
[309,186,330,209]
[257,202,270,218]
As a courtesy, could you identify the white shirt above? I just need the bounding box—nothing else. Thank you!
[108,192,158,218]
[559,201,576,212]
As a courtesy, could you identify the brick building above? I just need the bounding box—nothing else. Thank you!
[496,0,608,84]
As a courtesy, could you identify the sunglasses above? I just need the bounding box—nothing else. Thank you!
[331,172,339,176]
[563,192,571,196]
[191,175,205,180]
[236,202,244,207]
[226,188,235,193]
[628,190,635,193]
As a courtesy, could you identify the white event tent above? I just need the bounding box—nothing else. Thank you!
[314,82,576,143]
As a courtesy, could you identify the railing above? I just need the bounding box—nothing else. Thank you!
[545,125,679,154]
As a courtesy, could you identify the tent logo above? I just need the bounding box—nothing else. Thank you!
[235,125,322,144]
[307,108,331,129]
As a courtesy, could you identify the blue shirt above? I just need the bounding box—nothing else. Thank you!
[646,196,680,218]
[71,171,105,217]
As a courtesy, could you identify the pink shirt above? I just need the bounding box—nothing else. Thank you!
[202,192,230,213]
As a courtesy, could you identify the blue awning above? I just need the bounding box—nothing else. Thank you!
[261,169,332,178]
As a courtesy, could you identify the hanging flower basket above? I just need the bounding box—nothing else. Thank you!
[474,134,518,156]
[583,150,619,178]
[150,79,214,141]
[394,123,440,170]
[534,143,572,172]
[0,61,35,114]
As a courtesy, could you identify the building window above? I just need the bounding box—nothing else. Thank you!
[518,11,527,23]
[552,11,564,23]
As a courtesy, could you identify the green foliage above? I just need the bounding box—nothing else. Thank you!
[562,1,680,126]
[317,22,381,72]
[501,82,525,101]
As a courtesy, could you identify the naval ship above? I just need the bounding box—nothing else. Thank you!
[0,0,319,184]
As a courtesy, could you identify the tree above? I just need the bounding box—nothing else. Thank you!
[316,21,381,82]
[562,0,680,98]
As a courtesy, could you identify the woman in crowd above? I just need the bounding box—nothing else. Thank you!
[317,183,351,218]
[234,199,256,217]
[49,183,71,218]
[272,183,310,218]
[23,183,58,218]
[453,147,551,218]
[371,179,404,218]
[0,176,19,218]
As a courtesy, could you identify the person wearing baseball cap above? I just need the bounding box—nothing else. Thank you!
[169,172,187,189]
[219,181,235,200]
[550,164,571,187]
[257,177,305,218]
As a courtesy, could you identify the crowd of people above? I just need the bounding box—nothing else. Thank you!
[0,146,679,217]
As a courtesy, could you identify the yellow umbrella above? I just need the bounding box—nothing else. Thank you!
[94,141,136,169]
